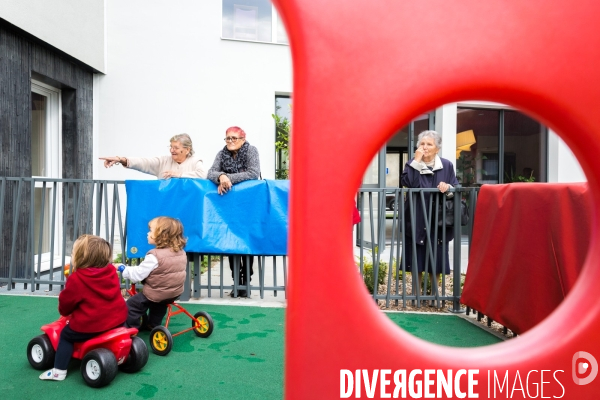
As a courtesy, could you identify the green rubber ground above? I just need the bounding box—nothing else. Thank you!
[1,295,500,399]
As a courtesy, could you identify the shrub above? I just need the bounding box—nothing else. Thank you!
[357,247,402,293]
[362,259,388,294]
[190,255,220,275]
[113,252,142,266]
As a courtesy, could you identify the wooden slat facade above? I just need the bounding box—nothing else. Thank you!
[0,21,94,280]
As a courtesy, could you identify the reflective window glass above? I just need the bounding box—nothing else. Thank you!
[504,110,544,182]
[456,108,500,186]
[457,107,547,185]
[276,11,289,44]
[31,92,47,177]
[222,0,272,42]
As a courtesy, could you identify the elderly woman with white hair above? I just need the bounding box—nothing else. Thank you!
[99,133,207,179]
[401,130,459,302]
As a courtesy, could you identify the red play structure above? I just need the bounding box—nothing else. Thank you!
[461,183,591,336]
[276,0,600,398]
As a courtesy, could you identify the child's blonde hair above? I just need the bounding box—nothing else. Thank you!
[71,234,112,271]
[150,217,187,252]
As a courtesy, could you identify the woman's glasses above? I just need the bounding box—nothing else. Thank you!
[224,136,243,142]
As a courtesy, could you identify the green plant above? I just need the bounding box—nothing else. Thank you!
[504,167,535,183]
[362,259,388,294]
[189,255,220,276]
[356,248,398,294]
[456,152,486,187]
[272,104,291,180]
[201,255,220,273]
[113,252,141,266]
[447,273,467,292]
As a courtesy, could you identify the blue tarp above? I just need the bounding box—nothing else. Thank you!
[125,179,289,258]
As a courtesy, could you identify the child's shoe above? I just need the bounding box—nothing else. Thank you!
[140,322,155,332]
[39,368,67,381]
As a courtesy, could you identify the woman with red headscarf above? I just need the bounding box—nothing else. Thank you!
[207,126,260,195]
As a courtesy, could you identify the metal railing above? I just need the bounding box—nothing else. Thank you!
[0,177,288,300]
[185,254,287,301]
[356,187,479,312]
[0,177,126,290]
[1,177,477,308]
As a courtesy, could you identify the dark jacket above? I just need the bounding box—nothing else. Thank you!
[401,155,460,244]
[59,264,127,333]
[206,142,261,185]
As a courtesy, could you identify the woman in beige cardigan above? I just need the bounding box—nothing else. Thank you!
[99,133,207,179]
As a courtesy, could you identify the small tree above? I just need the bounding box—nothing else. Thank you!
[272,105,291,179]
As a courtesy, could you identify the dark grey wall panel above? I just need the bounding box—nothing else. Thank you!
[0,20,95,280]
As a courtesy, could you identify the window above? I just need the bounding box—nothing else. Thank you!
[276,9,289,44]
[31,80,62,260]
[456,107,547,186]
[274,95,291,179]
[481,153,516,182]
[222,0,289,44]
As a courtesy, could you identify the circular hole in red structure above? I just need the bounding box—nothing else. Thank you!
[354,102,589,347]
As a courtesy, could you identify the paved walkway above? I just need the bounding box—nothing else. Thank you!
[4,245,466,306]
[2,256,288,308]
[191,255,287,307]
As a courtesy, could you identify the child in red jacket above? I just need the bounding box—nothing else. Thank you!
[40,234,127,381]
[119,217,187,330]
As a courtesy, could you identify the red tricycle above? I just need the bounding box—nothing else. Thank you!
[128,283,214,356]
[27,316,148,388]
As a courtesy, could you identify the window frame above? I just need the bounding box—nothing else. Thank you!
[31,80,62,179]
[221,1,289,45]
[456,105,549,185]
[274,94,291,179]
[31,79,64,267]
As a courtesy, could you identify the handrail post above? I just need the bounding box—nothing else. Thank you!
[451,188,464,313]
[7,179,24,290]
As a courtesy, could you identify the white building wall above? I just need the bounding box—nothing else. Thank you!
[95,0,292,182]
[548,130,586,183]
[435,103,457,162]
[0,0,106,72]
[18,0,573,185]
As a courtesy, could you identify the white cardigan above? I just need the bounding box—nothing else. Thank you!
[127,155,207,179]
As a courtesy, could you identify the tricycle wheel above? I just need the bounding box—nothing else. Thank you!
[81,348,118,388]
[27,335,55,370]
[192,311,214,338]
[149,326,172,356]
[119,336,149,373]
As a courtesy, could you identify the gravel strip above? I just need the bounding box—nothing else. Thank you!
[374,274,517,339]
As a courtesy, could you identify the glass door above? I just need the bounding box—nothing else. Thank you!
[32,91,50,253]
[31,81,62,266]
